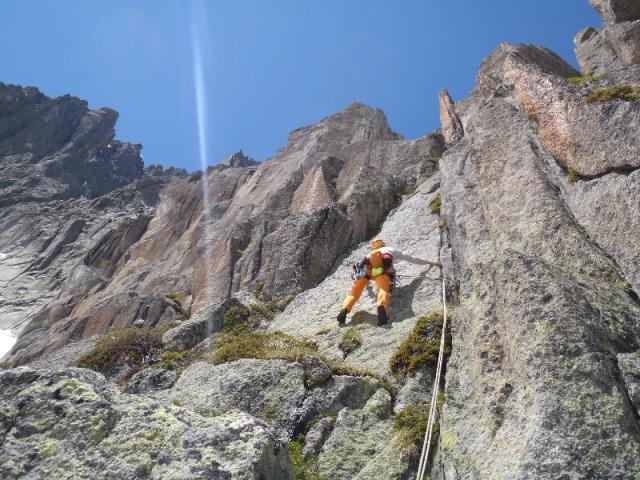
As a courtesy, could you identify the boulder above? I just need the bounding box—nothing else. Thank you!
[0,367,293,479]
[317,389,409,479]
[302,417,335,460]
[123,367,177,394]
[170,359,306,439]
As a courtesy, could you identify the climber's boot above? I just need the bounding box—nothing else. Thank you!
[337,308,348,325]
[377,305,388,326]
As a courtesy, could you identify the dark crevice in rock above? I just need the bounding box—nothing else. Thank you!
[613,355,640,440]
[565,163,640,181]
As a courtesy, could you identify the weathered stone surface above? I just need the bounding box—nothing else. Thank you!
[618,352,640,413]
[0,367,292,479]
[590,0,640,25]
[301,355,332,386]
[317,389,410,479]
[439,89,464,145]
[5,3,640,478]
[302,416,335,460]
[162,297,243,352]
[171,359,306,439]
[299,375,381,426]
[221,150,259,168]
[477,43,578,99]
[576,0,640,77]
[394,368,435,414]
[540,148,640,297]
[480,43,640,177]
[270,174,443,375]
[144,164,188,177]
[0,83,143,207]
[3,96,444,367]
[434,57,640,478]
[123,367,177,394]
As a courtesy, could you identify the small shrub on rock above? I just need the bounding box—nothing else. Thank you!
[586,83,640,103]
[162,291,187,304]
[222,306,254,334]
[157,351,190,370]
[567,168,580,183]
[287,436,320,480]
[210,332,318,365]
[390,311,451,378]
[429,194,441,215]
[338,328,362,356]
[210,331,396,395]
[566,72,606,86]
[222,296,295,334]
[392,404,437,462]
[76,327,166,375]
[250,295,295,320]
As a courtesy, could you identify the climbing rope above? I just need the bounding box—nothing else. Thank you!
[415,275,448,480]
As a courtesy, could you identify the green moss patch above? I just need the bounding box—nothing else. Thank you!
[76,327,167,375]
[254,282,265,299]
[222,306,256,334]
[211,331,395,395]
[586,83,640,103]
[338,328,362,356]
[250,295,295,320]
[567,168,580,183]
[566,72,606,86]
[389,311,451,378]
[392,404,437,462]
[287,436,321,480]
[429,194,441,215]
[156,350,198,373]
[425,156,441,165]
[211,332,318,365]
[162,291,187,304]
[222,296,295,334]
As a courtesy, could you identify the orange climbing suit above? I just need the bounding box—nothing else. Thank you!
[342,249,393,313]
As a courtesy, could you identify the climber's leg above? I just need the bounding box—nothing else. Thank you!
[374,274,392,322]
[342,276,369,313]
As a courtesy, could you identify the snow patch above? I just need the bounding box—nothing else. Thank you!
[0,329,16,359]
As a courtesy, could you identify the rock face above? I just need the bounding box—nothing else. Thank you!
[171,360,307,439]
[485,43,640,177]
[2,94,444,366]
[221,150,259,168]
[270,173,443,374]
[3,1,640,478]
[0,367,293,479]
[0,83,143,207]
[438,89,464,145]
[430,5,640,478]
[575,0,640,79]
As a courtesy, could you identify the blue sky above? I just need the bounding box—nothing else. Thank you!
[2,1,600,172]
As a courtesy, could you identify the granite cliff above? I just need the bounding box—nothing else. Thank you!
[2,0,640,478]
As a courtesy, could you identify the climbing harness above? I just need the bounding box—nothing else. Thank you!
[351,262,368,280]
[416,274,448,480]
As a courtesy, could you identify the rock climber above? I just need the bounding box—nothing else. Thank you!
[337,238,440,326]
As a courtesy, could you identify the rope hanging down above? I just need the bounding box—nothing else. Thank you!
[415,276,448,480]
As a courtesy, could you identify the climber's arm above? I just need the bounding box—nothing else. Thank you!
[391,248,440,267]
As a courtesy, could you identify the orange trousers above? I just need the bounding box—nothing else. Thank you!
[342,274,391,313]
